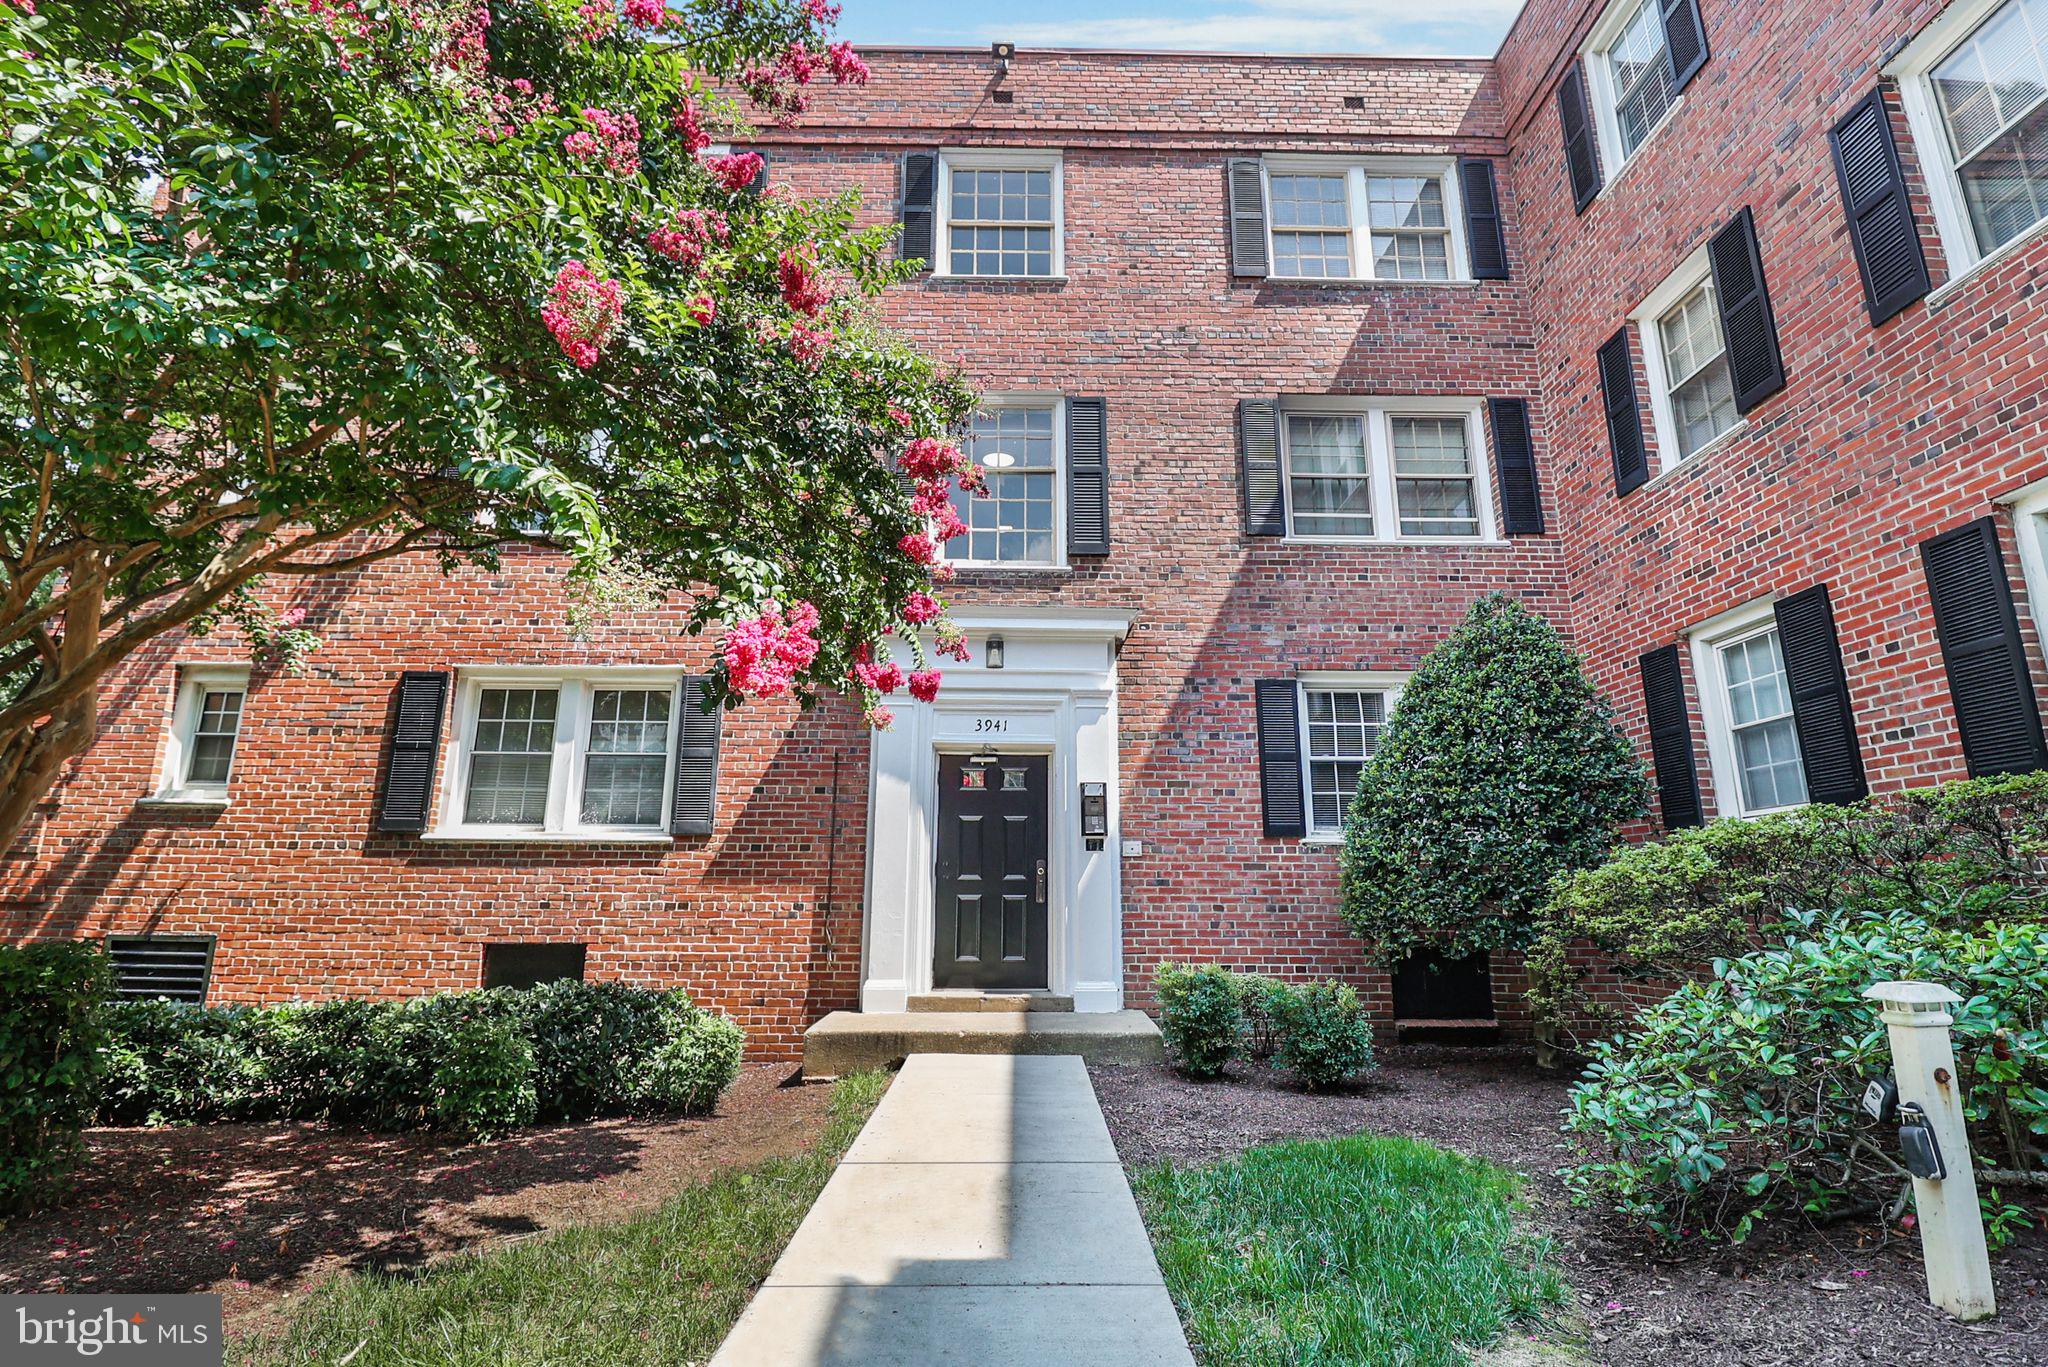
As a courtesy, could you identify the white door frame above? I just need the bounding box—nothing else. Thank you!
[860,609,1133,1014]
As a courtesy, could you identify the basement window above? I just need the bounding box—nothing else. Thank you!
[107,935,215,1003]
[483,943,588,989]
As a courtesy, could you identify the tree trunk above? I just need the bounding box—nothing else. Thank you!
[0,580,104,855]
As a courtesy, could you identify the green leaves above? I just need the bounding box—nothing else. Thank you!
[1338,594,1646,965]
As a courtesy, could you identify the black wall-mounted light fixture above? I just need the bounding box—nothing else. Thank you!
[991,41,1014,78]
[985,635,1005,669]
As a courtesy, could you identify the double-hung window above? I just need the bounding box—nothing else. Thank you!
[1692,605,1809,817]
[154,666,249,804]
[1263,159,1469,281]
[948,399,1063,568]
[1583,0,1681,174]
[1895,0,2048,274]
[1297,674,1407,839]
[1634,250,1741,469]
[1278,401,1494,542]
[442,672,679,838]
[937,151,1062,279]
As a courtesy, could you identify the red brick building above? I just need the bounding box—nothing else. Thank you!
[12,0,2048,1059]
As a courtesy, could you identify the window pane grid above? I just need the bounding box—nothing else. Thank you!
[1933,0,2048,254]
[1391,416,1479,537]
[1270,174,1353,277]
[1718,630,1809,813]
[1304,689,1386,832]
[465,687,558,826]
[581,688,670,827]
[1285,414,1374,537]
[1366,176,1451,280]
[1657,282,1740,459]
[184,689,244,786]
[952,406,1057,564]
[1607,0,1676,157]
[947,167,1055,276]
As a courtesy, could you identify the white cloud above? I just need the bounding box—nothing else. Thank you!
[990,0,1523,56]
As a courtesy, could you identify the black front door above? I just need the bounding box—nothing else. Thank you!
[933,753,1050,991]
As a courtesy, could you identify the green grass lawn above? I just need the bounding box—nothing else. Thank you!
[230,1070,888,1367]
[1135,1132,1570,1367]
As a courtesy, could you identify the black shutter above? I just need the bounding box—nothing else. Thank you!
[1558,62,1603,214]
[1459,158,1509,280]
[1254,679,1306,838]
[375,670,448,833]
[670,676,724,835]
[900,151,937,267]
[748,150,769,192]
[1708,207,1787,413]
[1066,396,1110,556]
[1829,89,1931,326]
[1773,585,1869,804]
[1488,397,1544,535]
[1239,398,1286,536]
[1227,158,1270,277]
[1660,0,1709,93]
[1638,646,1704,830]
[1920,518,2048,777]
[1597,327,1650,497]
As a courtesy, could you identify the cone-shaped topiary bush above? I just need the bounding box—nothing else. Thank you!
[1341,594,1646,964]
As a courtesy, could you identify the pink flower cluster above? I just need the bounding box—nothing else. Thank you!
[804,0,842,22]
[436,3,490,77]
[572,1,617,41]
[476,78,557,144]
[647,207,728,272]
[722,601,821,699]
[623,0,666,28]
[742,37,871,119]
[564,107,640,177]
[896,438,982,554]
[788,323,832,368]
[902,591,942,625]
[302,0,372,69]
[707,150,764,192]
[671,96,712,154]
[541,260,623,369]
[777,252,831,317]
[826,41,870,85]
[687,293,717,325]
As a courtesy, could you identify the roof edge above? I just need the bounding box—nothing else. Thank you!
[843,43,1496,65]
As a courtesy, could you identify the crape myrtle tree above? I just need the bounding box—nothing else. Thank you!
[1339,594,1647,965]
[0,0,988,850]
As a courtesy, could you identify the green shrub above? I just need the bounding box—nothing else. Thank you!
[1341,594,1645,966]
[1561,908,2048,1243]
[1269,980,1376,1090]
[635,1012,746,1115]
[1228,972,1289,1060]
[95,981,745,1137]
[1155,964,1243,1078]
[0,942,110,1212]
[1529,771,2048,1041]
[430,1007,539,1141]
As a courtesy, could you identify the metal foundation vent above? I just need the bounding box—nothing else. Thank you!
[107,935,215,1003]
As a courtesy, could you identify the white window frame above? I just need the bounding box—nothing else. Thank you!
[1276,397,1498,545]
[944,393,1066,571]
[1632,247,1746,473]
[1688,599,1809,819]
[934,149,1065,281]
[2003,476,2048,642]
[1261,155,1472,283]
[151,665,250,805]
[1580,0,1685,186]
[433,667,682,842]
[1891,0,2048,287]
[1297,671,1409,842]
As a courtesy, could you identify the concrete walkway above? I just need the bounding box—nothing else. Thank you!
[711,1054,1195,1367]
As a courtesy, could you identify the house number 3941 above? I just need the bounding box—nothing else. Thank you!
[974,718,1009,733]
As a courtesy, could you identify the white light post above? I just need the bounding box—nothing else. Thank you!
[1863,980,1996,1322]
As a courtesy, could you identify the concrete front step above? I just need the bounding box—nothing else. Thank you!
[1394,1017,1503,1046]
[803,1009,1164,1079]
[905,992,1074,1013]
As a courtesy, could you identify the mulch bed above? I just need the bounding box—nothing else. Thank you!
[1091,1049,2048,1367]
[0,1063,833,1339]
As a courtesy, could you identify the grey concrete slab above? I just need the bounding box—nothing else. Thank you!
[711,1053,1194,1367]
[802,1009,1165,1077]
[713,1285,1196,1367]
[766,1160,1156,1286]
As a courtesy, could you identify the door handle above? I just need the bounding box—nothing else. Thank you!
[1035,859,1047,903]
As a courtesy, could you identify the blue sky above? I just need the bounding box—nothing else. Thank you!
[835,0,1528,56]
